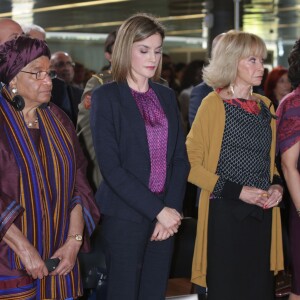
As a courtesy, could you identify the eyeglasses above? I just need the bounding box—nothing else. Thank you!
[53,61,75,68]
[20,70,57,80]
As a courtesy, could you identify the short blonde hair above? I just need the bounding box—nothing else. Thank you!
[203,30,267,89]
[112,13,165,82]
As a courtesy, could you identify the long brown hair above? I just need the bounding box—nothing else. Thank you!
[111,13,165,83]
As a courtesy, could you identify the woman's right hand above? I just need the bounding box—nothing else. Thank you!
[3,224,48,279]
[239,186,269,207]
[19,246,48,279]
[156,207,182,235]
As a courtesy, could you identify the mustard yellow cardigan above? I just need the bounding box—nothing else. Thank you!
[186,91,284,287]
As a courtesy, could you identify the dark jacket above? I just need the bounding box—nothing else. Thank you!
[90,80,190,223]
[51,77,83,125]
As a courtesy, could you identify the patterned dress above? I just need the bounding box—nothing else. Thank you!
[207,97,275,300]
[0,99,99,300]
[277,86,300,295]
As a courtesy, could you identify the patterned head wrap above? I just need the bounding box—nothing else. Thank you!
[0,35,50,84]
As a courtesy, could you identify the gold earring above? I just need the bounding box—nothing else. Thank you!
[230,84,234,95]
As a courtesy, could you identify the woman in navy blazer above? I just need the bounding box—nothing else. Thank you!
[90,13,190,300]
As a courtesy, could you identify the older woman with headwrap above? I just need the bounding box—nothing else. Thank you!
[0,36,100,299]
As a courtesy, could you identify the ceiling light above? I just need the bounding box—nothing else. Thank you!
[45,14,205,32]
[0,0,130,17]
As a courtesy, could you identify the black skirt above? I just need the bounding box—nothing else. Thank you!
[207,197,274,300]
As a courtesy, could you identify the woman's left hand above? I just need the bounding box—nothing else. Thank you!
[264,184,283,209]
[49,238,82,276]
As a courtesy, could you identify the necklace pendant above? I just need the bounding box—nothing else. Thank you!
[20,110,39,128]
[26,118,38,128]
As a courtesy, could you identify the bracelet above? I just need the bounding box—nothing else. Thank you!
[68,234,83,242]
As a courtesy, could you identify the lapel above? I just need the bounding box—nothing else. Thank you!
[117,81,150,159]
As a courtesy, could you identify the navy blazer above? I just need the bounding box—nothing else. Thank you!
[51,78,83,125]
[90,80,190,223]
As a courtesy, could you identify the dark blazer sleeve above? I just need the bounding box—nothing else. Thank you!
[90,83,165,221]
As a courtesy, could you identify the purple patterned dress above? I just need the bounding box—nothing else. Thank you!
[277,86,300,295]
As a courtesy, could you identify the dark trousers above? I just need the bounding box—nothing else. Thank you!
[101,215,174,300]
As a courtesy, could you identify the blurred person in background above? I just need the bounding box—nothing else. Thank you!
[0,18,23,114]
[178,59,205,136]
[188,33,225,126]
[72,61,86,89]
[264,66,291,111]
[79,30,116,111]
[50,51,83,125]
[51,51,76,85]
[76,30,117,193]
[174,62,187,89]
[0,18,22,44]
[161,62,181,96]
[22,23,46,41]
[177,59,206,226]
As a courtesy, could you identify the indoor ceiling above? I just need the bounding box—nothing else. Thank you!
[1,0,300,46]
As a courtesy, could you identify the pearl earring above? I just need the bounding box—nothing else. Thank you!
[11,87,17,94]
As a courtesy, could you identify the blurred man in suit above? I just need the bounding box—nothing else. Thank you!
[50,51,83,125]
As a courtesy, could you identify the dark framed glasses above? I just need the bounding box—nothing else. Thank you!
[20,70,57,80]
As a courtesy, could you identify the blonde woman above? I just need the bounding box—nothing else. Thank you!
[186,31,284,300]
